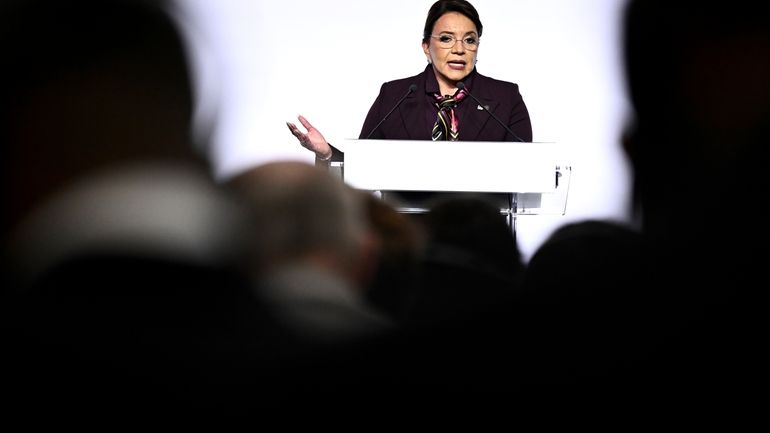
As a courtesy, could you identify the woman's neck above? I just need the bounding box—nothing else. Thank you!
[439,84,458,97]
[433,71,459,96]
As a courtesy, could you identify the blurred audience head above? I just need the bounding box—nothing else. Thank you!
[0,0,206,239]
[228,161,378,289]
[408,193,524,326]
[622,0,770,248]
[0,0,243,289]
[360,191,426,323]
[422,193,524,282]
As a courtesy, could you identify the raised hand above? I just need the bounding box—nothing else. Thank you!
[286,115,333,160]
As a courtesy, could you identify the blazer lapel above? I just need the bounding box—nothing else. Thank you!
[399,68,435,140]
[456,70,500,141]
[463,91,499,141]
[399,92,429,140]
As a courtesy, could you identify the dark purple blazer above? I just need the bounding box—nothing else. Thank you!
[327,64,532,162]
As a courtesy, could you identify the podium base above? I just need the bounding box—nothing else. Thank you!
[378,191,517,237]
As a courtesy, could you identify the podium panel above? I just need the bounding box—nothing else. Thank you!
[337,139,571,228]
[342,139,560,193]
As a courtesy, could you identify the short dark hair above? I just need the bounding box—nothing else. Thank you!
[422,0,483,44]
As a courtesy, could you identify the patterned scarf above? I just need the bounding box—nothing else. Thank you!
[431,89,467,141]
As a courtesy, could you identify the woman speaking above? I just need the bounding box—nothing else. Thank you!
[287,0,532,164]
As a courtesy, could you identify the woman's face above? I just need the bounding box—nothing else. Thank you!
[422,11,479,92]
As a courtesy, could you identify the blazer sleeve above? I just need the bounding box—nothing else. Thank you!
[507,83,533,142]
[358,83,388,140]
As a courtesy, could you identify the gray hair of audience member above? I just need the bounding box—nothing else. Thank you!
[228,161,373,279]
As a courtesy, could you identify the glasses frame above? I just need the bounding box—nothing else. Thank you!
[429,34,480,51]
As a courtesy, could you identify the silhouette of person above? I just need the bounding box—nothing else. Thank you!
[407,193,524,328]
[360,191,426,324]
[620,0,769,404]
[227,161,394,344]
[0,0,286,417]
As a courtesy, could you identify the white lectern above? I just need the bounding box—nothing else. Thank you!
[335,139,571,233]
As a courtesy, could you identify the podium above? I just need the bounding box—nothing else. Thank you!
[335,139,571,233]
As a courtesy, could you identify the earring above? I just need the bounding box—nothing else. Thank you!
[427,58,432,64]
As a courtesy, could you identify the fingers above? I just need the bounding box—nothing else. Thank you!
[297,115,314,131]
[287,122,305,138]
[286,122,300,135]
[287,121,312,148]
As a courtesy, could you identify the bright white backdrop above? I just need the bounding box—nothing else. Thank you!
[176,0,633,261]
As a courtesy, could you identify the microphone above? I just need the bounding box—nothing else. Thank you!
[456,81,525,142]
[365,84,418,139]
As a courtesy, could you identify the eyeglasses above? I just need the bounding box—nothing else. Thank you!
[430,34,480,51]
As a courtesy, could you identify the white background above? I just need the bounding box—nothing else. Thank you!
[176,0,633,261]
